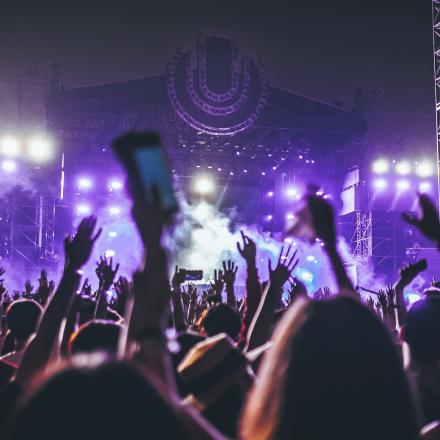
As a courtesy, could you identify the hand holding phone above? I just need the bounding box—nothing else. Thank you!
[112,131,178,220]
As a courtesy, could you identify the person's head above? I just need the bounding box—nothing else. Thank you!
[405,295,440,363]
[241,296,419,440]
[68,320,122,355]
[178,333,253,437]
[9,356,185,440]
[200,303,242,341]
[6,300,42,344]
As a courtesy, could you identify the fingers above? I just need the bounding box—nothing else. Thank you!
[278,245,284,264]
[268,259,273,273]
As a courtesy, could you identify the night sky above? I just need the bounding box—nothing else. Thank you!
[0,0,436,153]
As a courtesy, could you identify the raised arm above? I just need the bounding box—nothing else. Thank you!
[222,259,238,310]
[15,216,101,387]
[237,231,261,337]
[245,245,298,351]
[171,266,187,332]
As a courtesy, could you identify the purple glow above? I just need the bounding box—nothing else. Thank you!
[419,181,431,192]
[373,178,387,189]
[109,206,121,215]
[78,177,93,190]
[1,160,16,173]
[109,179,123,190]
[285,187,298,198]
[76,203,91,215]
[396,179,410,190]
[264,214,273,221]
[108,231,118,238]
[267,191,274,197]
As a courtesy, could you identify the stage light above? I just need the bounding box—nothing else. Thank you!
[1,160,16,173]
[267,191,274,197]
[0,136,20,157]
[108,179,123,191]
[286,213,295,220]
[415,161,435,177]
[419,181,431,192]
[395,161,411,175]
[372,159,389,174]
[373,178,387,189]
[76,203,91,215]
[109,206,121,215]
[193,175,215,195]
[285,187,298,198]
[298,269,314,283]
[108,231,118,238]
[27,136,54,163]
[77,177,93,190]
[264,214,273,221]
[396,179,410,190]
[104,249,116,258]
[306,255,316,262]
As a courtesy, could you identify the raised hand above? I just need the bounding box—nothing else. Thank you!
[306,192,337,247]
[322,286,332,297]
[24,280,34,295]
[378,289,387,314]
[80,278,92,296]
[95,256,120,291]
[237,231,257,267]
[399,259,427,286]
[65,216,102,270]
[36,270,55,304]
[222,260,238,286]
[210,269,224,297]
[268,245,299,289]
[431,278,440,289]
[403,193,440,245]
[172,265,186,290]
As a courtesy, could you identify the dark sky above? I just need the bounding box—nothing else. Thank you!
[0,0,436,151]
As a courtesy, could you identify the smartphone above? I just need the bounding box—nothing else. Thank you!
[112,131,178,217]
[183,270,203,281]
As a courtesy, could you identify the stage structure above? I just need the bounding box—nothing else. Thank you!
[47,30,366,227]
[0,31,367,284]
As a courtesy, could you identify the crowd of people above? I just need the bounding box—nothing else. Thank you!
[0,132,439,439]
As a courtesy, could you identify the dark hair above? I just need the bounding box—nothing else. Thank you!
[6,300,42,341]
[9,358,186,440]
[201,304,242,341]
[241,296,419,440]
[69,320,121,355]
[405,295,440,362]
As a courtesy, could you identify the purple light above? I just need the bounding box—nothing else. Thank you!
[272,166,277,170]
[109,206,121,215]
[76,203,91,215]
[1,160,16,173]
[264,214,273,221]
[109,179,123,191]
[229,171,234,176]
[243,169,248,173]
[373,178,387,190]
[104,249,116,258]
[285,187,298,198]
[286,213,295,220]
[267,191,274,197]
[396,179,410,190]
[108,231,118,238]
[419,181,431,192]
[78,177,93,190]
[261,171,266,176]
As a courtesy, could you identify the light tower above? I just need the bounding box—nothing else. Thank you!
[432,1,440,207]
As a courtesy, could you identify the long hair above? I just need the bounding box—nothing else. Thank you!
[241,296,420,440]
[9,356,186,440]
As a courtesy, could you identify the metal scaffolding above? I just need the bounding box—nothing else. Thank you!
[432,0,440,207]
